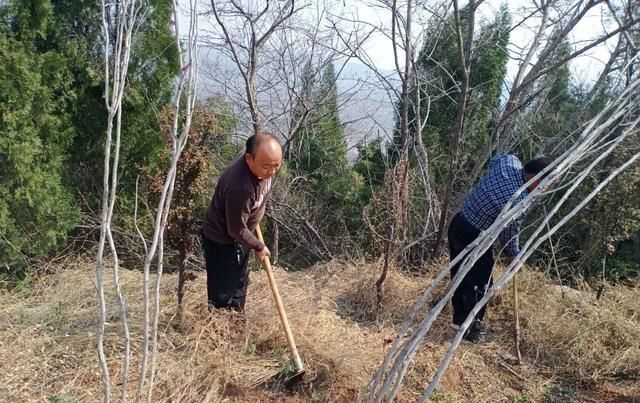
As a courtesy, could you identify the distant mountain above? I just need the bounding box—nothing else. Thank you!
[196,46,397,158]
[335,62,398,152]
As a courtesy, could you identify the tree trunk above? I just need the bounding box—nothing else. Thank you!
[177,248,186,306]
[433,0,475,258]
[513,272,522,364]
[271,221,279,265]
[376,222,394,307]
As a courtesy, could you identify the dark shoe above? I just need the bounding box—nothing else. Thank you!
[463,321,486,344]
[452,319,487,334]
[474,320,487,335]
[463,326,482,344]
[451,316,464,330]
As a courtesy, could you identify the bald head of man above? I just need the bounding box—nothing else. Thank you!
[244,133,283,180]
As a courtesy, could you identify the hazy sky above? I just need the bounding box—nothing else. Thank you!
[182,0,624,140]
[335,0,618,85]
[183,0,620,87]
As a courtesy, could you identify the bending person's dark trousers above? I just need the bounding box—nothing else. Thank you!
[447,212,494,325]
[202,232,250,312]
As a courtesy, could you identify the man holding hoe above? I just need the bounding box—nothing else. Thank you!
[448,154,552,343]
[201,133,282,312]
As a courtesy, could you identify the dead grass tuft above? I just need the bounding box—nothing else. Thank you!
[0,259,639,402]
[511,269,640,382]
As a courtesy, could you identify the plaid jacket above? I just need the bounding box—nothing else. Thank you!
[461,154,527,257]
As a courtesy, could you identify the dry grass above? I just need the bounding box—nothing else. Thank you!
[514,269,640,382]
[0,259,638,402]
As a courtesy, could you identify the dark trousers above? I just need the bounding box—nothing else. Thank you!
[447,212,494,324]
[201,233,250,312]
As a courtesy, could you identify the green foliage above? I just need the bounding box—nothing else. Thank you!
[290,62,348,175]
[609,237,640,280]
[285,61,366,251]
[0,0,179,203]
[515,394,532,403]
[462,4,511,171]
[527,122,640,283]
[273,345,286,357]
[517,40,580,159]
[49,299,66,327]
[2,0,53,41]
[46,394,76,403]
[0,33,78,275]
[430,392,456,402]
[0,0,180,277]
[142,103,233,268]
[244,343,257,355]
[576,141,640,281]
[63,0,180,199]
[354,137,387,200]
[410,3,511,188]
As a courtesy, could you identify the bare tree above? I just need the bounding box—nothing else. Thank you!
[95,1,199,402]
[208,0,299,136]
[364,70,640,402]
[373,0,416,304]
[458,0,638,202]
[330,0,448,297]
[96,1,142,401]
[136,1,199,401]
[432,0,482,257]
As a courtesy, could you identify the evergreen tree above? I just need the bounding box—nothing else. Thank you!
[296,62,363,232]
[282,61,366,262]
[289,61,350,180]
[354,137,387,201]
[0,0,179,276]
[411,4,511,188]
[0,33,77,274]
[61,0,180,199]
[517,41,580,159]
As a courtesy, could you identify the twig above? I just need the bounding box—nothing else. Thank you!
[513,272,522,364]
[499,361,526,381]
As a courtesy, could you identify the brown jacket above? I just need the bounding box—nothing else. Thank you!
[202,155,271,250]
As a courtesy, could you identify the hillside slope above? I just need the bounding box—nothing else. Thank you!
[1,260,639,402]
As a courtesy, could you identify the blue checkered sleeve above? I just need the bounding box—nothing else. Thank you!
[462,154,528,257]
[498,195,526,257]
